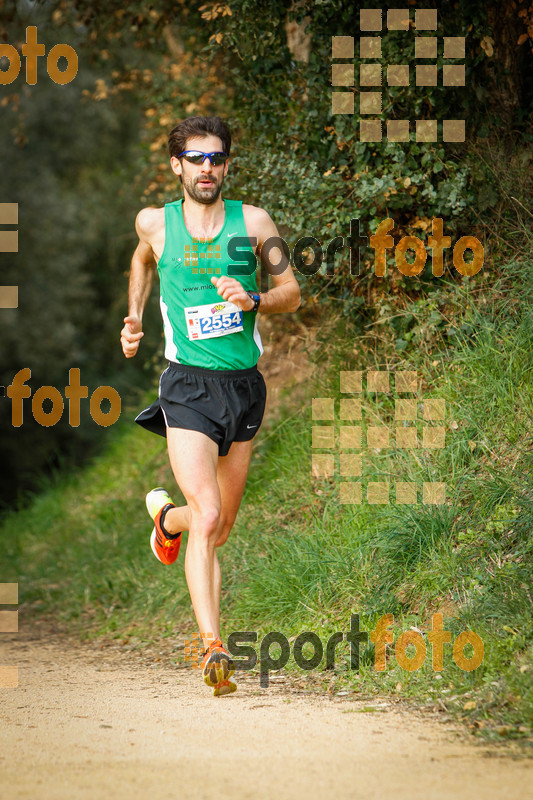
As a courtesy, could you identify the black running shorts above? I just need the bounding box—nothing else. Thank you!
[134,361,267,457]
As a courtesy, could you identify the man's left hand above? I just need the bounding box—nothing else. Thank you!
[211,276,254,311]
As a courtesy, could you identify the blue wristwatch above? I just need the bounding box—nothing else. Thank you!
[246,290,260,312]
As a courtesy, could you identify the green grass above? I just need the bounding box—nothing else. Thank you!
[1,257,532,746]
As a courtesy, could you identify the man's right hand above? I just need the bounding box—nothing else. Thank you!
[121,315,144,358]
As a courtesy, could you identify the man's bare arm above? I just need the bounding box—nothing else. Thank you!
[255,207,300,313]
[128,239,156,320]
[120,210,157,358]
[213,207,301,313]
[255,266,300,313]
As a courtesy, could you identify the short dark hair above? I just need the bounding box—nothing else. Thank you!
[168,116,231,158]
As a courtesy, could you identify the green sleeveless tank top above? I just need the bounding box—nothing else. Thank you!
[156,198,263,370]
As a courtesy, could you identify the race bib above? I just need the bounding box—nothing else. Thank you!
[184,300,244,341]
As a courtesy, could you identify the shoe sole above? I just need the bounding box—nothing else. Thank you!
[203,653,235,688]
[150,528,164,564]
[213,679,237,697]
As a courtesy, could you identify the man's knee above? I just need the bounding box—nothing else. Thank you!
[189,505,221,539]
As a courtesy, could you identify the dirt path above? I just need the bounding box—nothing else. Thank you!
[0,626,530,800]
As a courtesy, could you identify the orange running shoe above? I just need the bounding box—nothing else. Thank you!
[145,488,182,565]
[201,638,237,696]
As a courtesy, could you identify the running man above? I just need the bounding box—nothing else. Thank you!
[120,116,300,696]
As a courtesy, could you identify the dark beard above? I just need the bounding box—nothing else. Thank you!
[183,174,223,204]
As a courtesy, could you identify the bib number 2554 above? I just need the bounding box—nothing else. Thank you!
[184,301,244,341]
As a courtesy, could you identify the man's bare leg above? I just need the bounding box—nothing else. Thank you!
[164,428,220,648]
[163,439,253,533]
[162,503,190,535]
[212,439,254,608]
[163,433,254,647]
